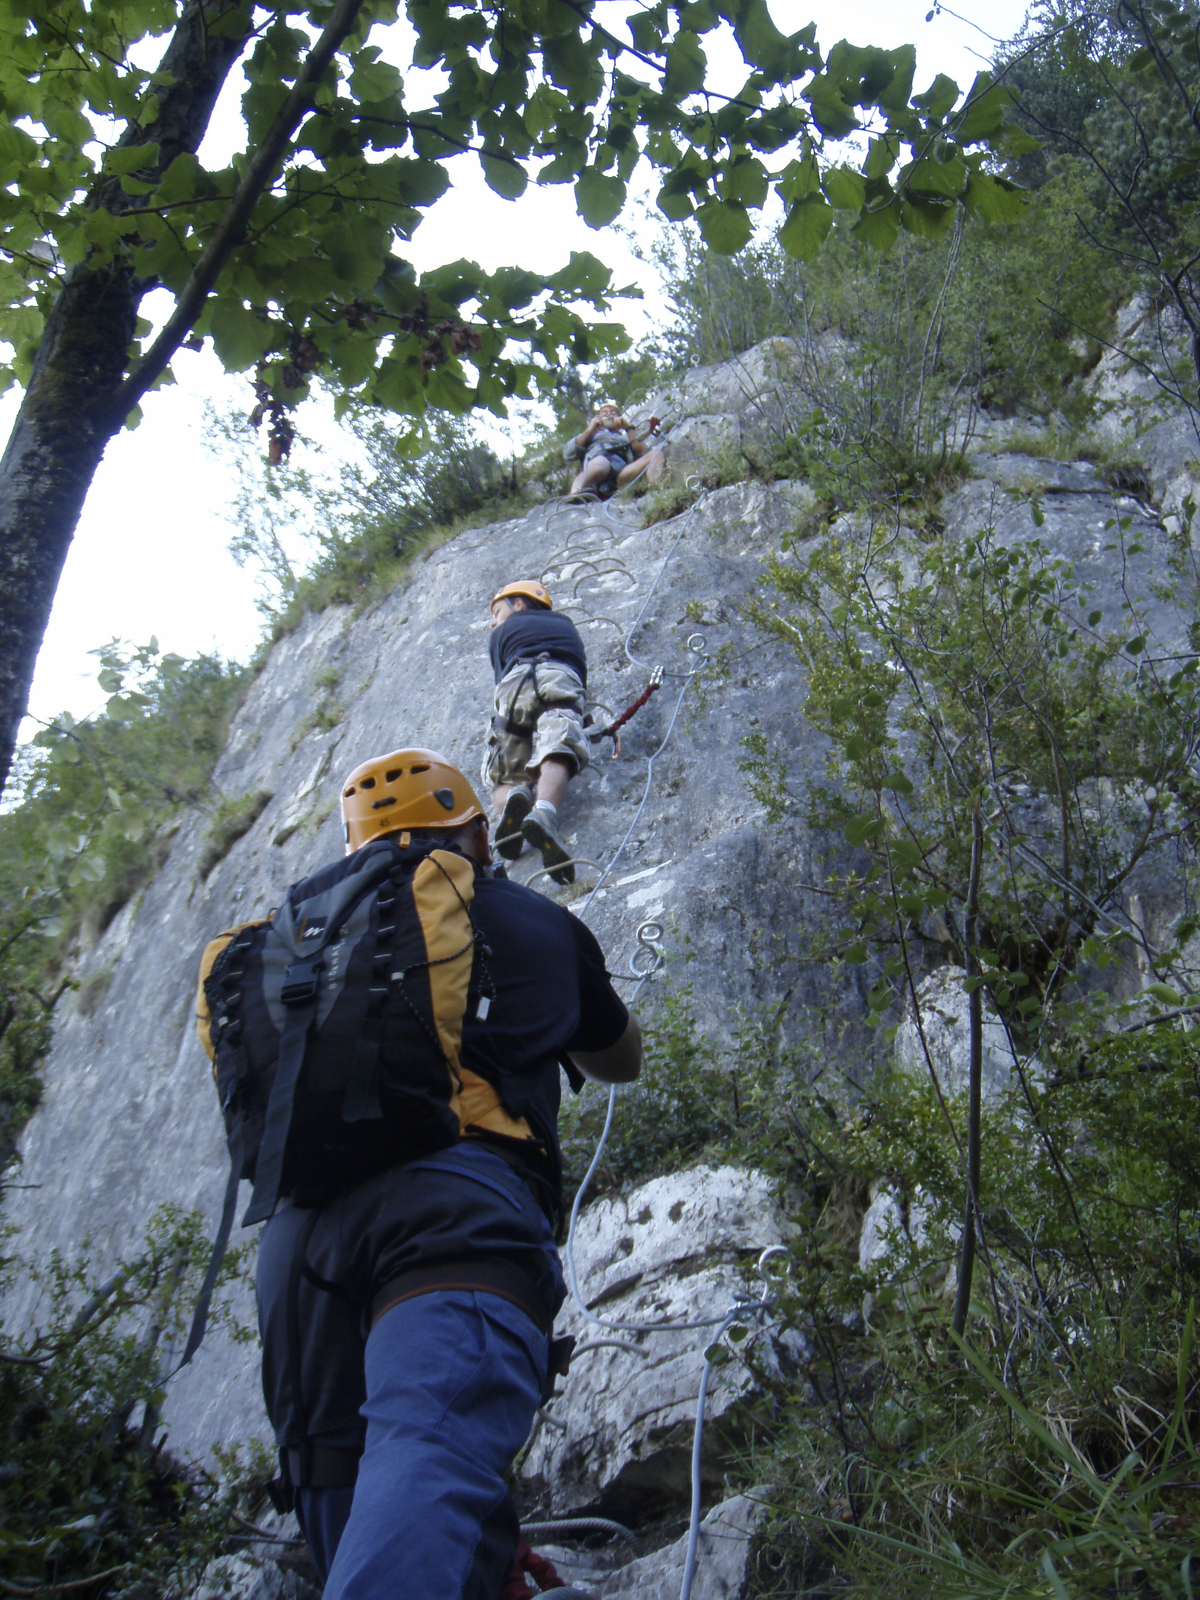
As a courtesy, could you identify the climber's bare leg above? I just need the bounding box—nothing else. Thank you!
[615,449,662,490]
[532,756,571,809]
[569,458,611,495]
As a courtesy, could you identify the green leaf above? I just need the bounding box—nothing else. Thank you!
[954,72,1013,142]
[657,180,696,221]
[851,202,900,251]
[480,152,528,200]
[575,167,625,228]
[823,165,865,210]
[663,31,707,99]
[103,141,160,176]
[695,198,752,253]
[902,196,956,237]
[206,299,279,371]
[718,155,769,208]
[914,72,960,119]
[779,194,833,259]
[778,154,819,203]
[962,170,1026,224]
[804,74,857,139]
[549,251,613,302]
[734,0,790,68]
[865,133,899,179]
[152,151,206,206]
[1146,983,1183,1007]
[905,150,967,198]
[845,812,885,846]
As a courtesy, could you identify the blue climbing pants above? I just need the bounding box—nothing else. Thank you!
[255,1145,564,1598]
[312,1289,547,1600]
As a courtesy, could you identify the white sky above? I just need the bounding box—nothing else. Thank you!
[17,0,1029,734]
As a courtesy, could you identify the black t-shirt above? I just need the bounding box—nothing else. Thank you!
[488,609,588,687]
[462,874,626,1210]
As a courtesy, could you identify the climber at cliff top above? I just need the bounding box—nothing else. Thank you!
[564,401,660,500]
[485,579,589,885]
[196,748,641,1600]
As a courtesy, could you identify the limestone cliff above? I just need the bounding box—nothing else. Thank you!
[5,328,1199,1595]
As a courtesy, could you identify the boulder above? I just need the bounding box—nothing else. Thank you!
[600,1491,771,1600]
[522,1168,801,1518]
[193,1555,317,1600]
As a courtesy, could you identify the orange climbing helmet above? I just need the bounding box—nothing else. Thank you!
[492,580,552,611]
[341,748,484,853]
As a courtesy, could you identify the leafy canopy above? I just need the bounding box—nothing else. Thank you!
[0,0,1031,433]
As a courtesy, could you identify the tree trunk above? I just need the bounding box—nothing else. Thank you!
[0,264,142,783]
[0,0,254,797]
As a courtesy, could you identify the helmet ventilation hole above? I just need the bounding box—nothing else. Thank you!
[385,768,403,782]
[411,763,430,774]
[360,776,376,789]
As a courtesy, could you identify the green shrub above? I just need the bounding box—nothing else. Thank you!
[561,984,739,1197]
[0,1208,257,1595]
[198,792,273,880]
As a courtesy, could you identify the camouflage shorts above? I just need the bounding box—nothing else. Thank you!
[482,660,591,790]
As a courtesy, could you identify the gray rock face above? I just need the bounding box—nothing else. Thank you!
[3,467,828,1466]
[523,1167,800,1518]
[893,967,1030,1104]
[640,336,846,479]
[601,1491,771,1600]
[6,332,1200,1592]
[195,1554,317,1600]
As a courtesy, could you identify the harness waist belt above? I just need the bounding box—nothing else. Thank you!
[283,1443,362,1490]
[369,1257,553,1336]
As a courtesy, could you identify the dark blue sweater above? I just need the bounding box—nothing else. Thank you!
[488,609,587,687]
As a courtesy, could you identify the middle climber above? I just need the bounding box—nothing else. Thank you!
[484,579,588,885]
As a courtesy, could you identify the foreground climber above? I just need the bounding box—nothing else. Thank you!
[196,750,641,1598]
[564,401,659,499]
[485,580,589,884]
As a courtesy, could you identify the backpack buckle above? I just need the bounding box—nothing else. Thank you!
[281,957,324,1006]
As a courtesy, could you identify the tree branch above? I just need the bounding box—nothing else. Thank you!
[952,794,984,1339]
[114,0,367,417]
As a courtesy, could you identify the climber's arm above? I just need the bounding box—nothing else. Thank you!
[570,1015,643,1085]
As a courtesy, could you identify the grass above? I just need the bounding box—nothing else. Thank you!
[265,483,546,642]
[198,790,273,879]
[74,967,113,1017]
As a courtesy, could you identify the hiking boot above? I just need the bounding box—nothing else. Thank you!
[494,785,533,859]
[521,804,575,885]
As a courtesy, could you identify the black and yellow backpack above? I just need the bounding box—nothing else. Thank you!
[185,832,532,1364]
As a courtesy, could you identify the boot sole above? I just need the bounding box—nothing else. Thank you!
[495,789,532,859]
[521,812,575,884]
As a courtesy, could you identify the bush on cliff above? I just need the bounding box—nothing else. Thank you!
[0,642,248,1164]
[0,1207,259,1597]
